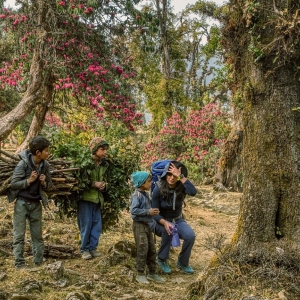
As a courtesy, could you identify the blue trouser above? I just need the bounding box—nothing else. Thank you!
[77,200,102,253]
[150,218,195,266]
[13,199,44,267]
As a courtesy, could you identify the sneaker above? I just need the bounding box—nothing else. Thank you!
[147,274,165,283]
[156,257,171,274]
[176,261,194,274]
[82,251,92,260]
[90,250,101,257]
[136,275,149,284]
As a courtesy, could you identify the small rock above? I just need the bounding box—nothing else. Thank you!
[46,261,64,279]
[93,274,99,280]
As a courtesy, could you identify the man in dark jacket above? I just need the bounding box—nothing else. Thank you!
[8,136,53,269]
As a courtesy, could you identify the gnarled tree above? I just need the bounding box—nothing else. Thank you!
[0,0,147,147]
[189,0,300,298]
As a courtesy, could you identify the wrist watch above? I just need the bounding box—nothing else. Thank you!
[177,174,185,180]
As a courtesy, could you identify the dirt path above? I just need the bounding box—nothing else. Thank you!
[0,186,240,300]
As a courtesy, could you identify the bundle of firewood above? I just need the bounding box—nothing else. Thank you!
[0,149,79,197]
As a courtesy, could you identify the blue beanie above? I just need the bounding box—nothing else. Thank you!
[132,171,150,188]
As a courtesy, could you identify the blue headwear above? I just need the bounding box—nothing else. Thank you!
[131,171,150,188]
[160,161,188,179]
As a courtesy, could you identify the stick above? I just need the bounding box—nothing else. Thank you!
[0,149,19,161]
[50,168,79,174]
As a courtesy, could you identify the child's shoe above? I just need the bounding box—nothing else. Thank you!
[90,250,101,257]
[82,251,92,260]
[136,275,149,284]
[147,274,165,283]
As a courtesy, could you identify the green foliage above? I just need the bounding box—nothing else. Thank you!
[130,1,229,130]
[43,115,141,231]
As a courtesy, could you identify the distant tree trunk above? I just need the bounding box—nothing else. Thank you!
[155,0,173,121]
[214,116,243,192]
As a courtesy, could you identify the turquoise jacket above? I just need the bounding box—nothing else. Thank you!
[82,159,109,208]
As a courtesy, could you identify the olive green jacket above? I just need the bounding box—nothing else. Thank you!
[82,159,109,208]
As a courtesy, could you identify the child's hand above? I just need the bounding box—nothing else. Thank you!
[94,181,106,190]
[149,208,160,216]
[28,171,38,184]
[39,174,46,187]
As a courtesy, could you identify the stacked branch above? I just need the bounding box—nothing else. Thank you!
[0,149,79,197]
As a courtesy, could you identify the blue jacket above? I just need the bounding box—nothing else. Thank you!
[151,180,197,222]
[130,190,153,223]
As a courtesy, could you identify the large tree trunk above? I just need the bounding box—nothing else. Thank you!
[188,0,300,298]
[0,0,50,142]
[236,62,300,247]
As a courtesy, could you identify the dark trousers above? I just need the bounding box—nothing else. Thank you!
[13,200,44,267]
[132,221,157,274]
[150,218,195,266]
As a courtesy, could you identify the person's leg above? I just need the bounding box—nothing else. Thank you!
[89,203,102,251]
[151,222,172,274]
[176,219,196,266]
[77,201,93,253]
[154,222,172,260]
[133,222,148,275]
[146,226,157,274]
[13,200,28,268]
[28,202,44,264]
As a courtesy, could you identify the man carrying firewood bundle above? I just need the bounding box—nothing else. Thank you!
[77,137,110,260]
[7,136,53,269]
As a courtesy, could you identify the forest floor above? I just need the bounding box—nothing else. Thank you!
[0,185,256,300]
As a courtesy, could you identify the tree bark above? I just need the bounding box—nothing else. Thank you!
[187,1,300,297]
[16,75,55,152]
[236,65,300,246]
[214,115,243,192]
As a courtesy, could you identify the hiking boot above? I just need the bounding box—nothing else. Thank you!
[90,250,101,257]
[156,257,171,274]
[82,251,92,260]
[147,274,165,283]
[136,275,149,284]
[176,261,194,274]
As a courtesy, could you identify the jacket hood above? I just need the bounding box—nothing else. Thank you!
[18,149,30,163]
